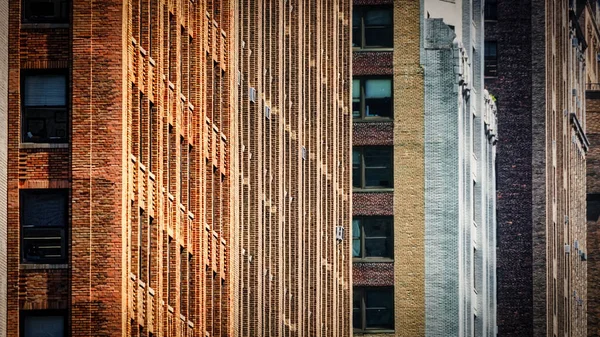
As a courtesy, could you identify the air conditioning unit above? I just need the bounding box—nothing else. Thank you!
[574,240,579,250]
[335,226,344,241]
[565,244,571,254]
[581,252,587,261]
[249,87,257,102]
[572,88,577,96]
[596,53,600,62]
[572,37,579,47]
[302,146,307,160]
[264,105,271,119]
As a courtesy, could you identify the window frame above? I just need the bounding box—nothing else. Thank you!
[353,287,395,333]
[484,41,498,77]
[352,216,394,261]
[22,0,69,23]
[353,77,393,120]
[20,189,68,264]
[353,6,394,50]
[21,70,69,144]
[20,310,67,337]
[353,146,394,190]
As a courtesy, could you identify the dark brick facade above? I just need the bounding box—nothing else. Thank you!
[484,1,534,334]
[487,1,594,336]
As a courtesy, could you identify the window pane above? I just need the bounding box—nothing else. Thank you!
[364,218,392,237]
[23,315,65,337]
[352,79,361,118]
[364,27,393,48]
[24,108,68,142]
[364,9,392,25]
[365,79,392,117]
[24,75,66,106]
[353,150,361,188]
[365,308,393,329]
[364,148,392,187]
[365,80,391,98]
[366,289,394,329]
[22,191,67,228]
[353,289,362,329]
[352,11,360,47]
[352,219,361,257]
[365,238,391,257]
[22,228,64,262]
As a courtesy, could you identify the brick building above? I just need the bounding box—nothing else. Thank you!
[351,0,496,336]
[485,0,595,336]
[0,0,7,334]
[6,0,350,336]
[586,2,600,336]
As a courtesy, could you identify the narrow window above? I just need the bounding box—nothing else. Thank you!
[353,146,393,189]
[353,7,393,49]
[22,72,68,143]
[353,287,394,331]
[139,92,145,163]
[20,190,68,263]
[484,0,497,21]
[21,311,66,337]
[23,0,69,23]
[484,41,498,77]
[353,217,393,259]
[139,209,145,282]
[149,101,154,172]
[353,77,393,119]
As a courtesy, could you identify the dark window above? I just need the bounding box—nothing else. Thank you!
[23,0,68,23]
[352,217,393,259]
[353,77,393,119]
[149,101,154,172]
[21,190,68,264]
[484,0,497,21]
[353,147,393,189]
[484,41,497,77]
[21,311,66,337]
[22,73,68,143]
[353,287,394,332]
[353,6,393,49]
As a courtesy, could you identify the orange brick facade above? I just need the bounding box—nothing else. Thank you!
[6,1,351,337]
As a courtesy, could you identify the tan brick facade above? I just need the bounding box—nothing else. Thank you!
[7,0,351,336]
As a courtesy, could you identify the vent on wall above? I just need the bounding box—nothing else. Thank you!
[335,226,344,241]
[565,244,571,254]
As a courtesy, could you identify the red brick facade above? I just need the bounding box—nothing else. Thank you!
[7,0,351,336]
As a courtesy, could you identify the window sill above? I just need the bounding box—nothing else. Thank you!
[353,329,395,335]
[21,23,69,29]
[20,263,69,270]
[353,48,394,53]
[353,258,394,263]
[353,118,393,123]
[353,188,393,193]
[20,143,69,149]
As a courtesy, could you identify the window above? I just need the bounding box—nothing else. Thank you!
[484,41,497,77]
[484,0,497,21]
[353,7,393,49]
[353,78,392,119]
[22,72,68,143]
[23,0,68,23]
[352,217,393,259]
[21,189,68,263]
[353,287,394,332]
[21,311,65,337]
[353,147,393,189]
